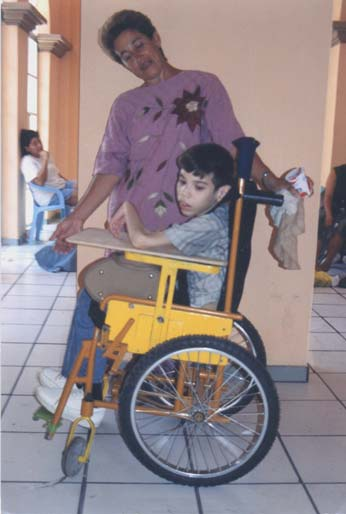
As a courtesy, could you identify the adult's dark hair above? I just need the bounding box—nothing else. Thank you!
[177,143,234,191]
[100,10,157,64]
[20,129,40,157]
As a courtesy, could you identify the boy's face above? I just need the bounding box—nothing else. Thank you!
[176,169,230,217]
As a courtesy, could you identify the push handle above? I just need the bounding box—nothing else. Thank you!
[232,137,260,180]
[243,190,284,206]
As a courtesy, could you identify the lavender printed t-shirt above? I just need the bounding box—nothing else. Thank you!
[93,70,244,231]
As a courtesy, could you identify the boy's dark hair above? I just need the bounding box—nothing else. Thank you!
[177,143,234,191]
[20,129,40,157]
[99,10,161,64]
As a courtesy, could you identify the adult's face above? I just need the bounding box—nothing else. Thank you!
[25,137,43,158]
[113,29,168,85]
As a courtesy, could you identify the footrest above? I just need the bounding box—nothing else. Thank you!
[33,406,62,435]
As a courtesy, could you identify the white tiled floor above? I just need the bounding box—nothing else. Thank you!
[1,244,346,514]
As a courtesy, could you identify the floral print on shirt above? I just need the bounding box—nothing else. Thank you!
[171,86,207,132]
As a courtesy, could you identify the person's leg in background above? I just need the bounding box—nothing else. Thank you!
[317,215,346,271]
[318,232,344,271]
[62,180,78,206]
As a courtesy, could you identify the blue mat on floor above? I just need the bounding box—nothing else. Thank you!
[35,243,76,272]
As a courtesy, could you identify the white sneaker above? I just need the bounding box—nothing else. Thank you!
[38,368,75,390]
[35,385,106,428]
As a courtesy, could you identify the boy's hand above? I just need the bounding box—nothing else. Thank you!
[109,204,126,238]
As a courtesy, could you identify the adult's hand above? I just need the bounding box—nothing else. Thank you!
[50,215,83,253]
[250,153,314,197]
[264,173,314,198]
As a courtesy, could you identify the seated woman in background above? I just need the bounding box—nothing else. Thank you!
[316,163,346,271]
[20,129,78,207]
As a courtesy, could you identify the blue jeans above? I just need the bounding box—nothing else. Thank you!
[61,288,106,383]
[50,180,77,204]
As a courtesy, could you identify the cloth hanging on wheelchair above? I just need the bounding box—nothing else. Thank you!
[269,190,305,269]
[35,243,77,272]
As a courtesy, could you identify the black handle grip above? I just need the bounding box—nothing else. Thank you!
[233,137,260,180]
[243,190,284,206]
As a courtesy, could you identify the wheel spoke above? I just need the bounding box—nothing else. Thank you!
[154,362,190,409]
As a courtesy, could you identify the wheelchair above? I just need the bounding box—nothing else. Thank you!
[34,137,283,486]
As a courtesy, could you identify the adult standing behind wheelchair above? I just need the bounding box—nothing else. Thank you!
[35,9,308,426]
[20,129,78,208]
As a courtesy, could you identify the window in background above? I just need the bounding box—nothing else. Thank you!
[27,37,38,130]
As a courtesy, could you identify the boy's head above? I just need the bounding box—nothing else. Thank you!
[176,143,234,217]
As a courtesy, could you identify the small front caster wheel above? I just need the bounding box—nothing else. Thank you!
[61,436,87,477]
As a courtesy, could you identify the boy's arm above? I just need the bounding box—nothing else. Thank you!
[111,201,174,249]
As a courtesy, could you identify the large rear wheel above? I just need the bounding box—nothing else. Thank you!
[118,335,279,486]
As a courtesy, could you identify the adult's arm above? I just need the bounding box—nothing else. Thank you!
[251,152,296,194]
[323,168,337,226]
[230,145,310,195]
[51,174,119,252]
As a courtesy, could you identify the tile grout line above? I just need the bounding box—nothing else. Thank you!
[4,428,346,437]
[277,433,321,514]
[1,255,39,416]
[1,268,73,416]
[332,286,346,299]
[308,364,346,411]
[312,313,346,342]
[194,487,204,514]
[2,477,346,486]
[76,461,89,514]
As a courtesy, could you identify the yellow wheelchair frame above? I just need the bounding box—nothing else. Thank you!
[34,137,282,486]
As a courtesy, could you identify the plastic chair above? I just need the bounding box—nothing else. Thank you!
[28,183,69,243]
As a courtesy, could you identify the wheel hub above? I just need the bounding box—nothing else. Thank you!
[189,405,208,423]
[192,411,205,423]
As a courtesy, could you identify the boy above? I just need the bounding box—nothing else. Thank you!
[35,142,233,425]
[109,142,234,308]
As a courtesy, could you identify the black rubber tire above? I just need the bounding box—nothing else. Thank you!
[225,317,266,415]
[232,316,266,365]
[61,436,87,477]
[118,335,279,486]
